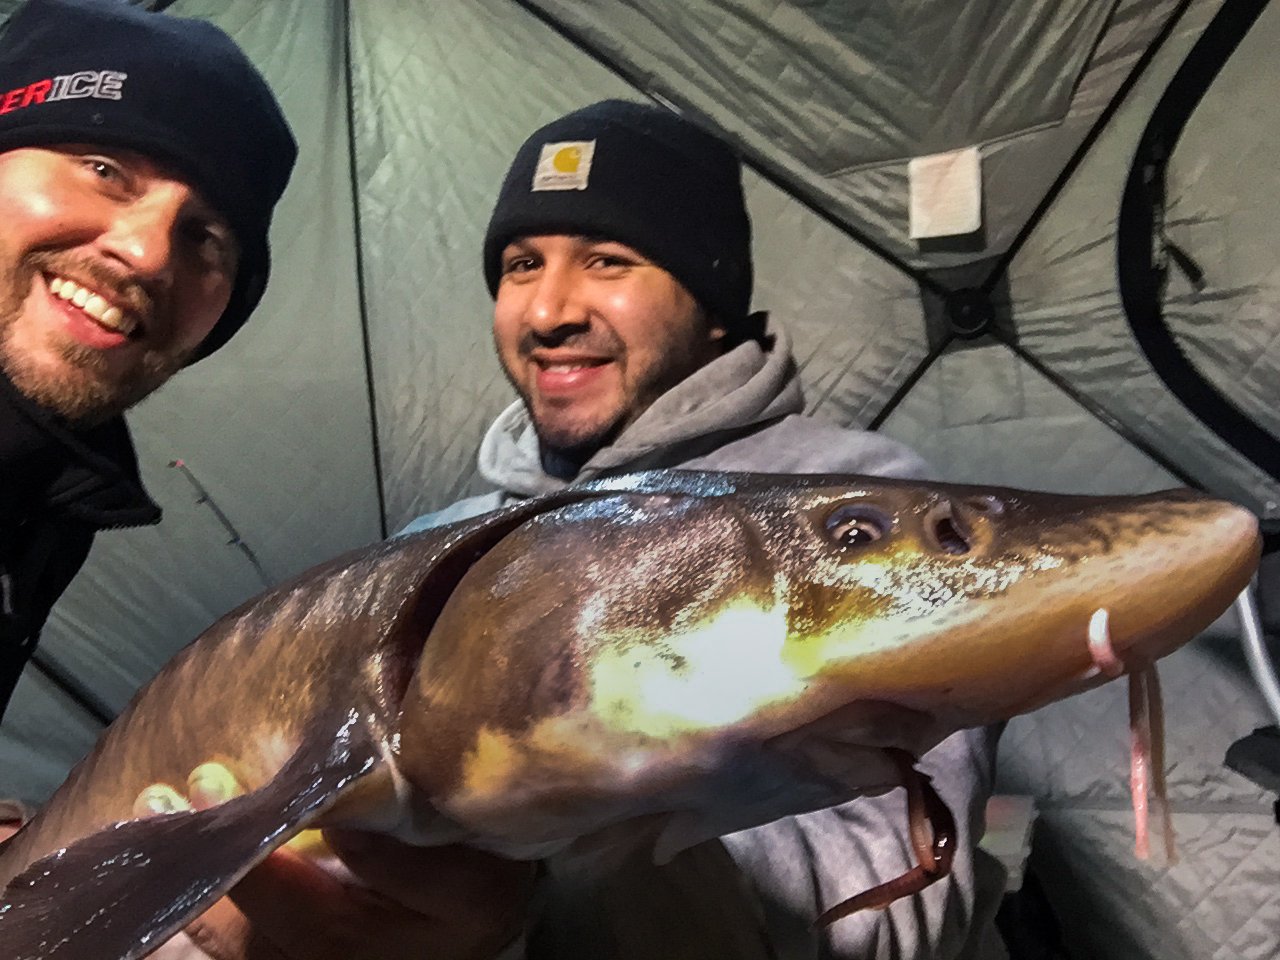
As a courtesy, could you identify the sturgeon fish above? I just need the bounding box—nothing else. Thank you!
[0,470,1261,959]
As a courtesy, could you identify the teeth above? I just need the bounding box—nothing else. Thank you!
[48,275,133,335]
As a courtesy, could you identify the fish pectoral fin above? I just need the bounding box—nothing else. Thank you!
[0,715,383,960]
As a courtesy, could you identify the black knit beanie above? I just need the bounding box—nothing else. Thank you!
[484,99,754,327]
[0,0,297,361]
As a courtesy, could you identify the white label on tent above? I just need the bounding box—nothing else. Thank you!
[908,146,982,239]
[532,140,596,191]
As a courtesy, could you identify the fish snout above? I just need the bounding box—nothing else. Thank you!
[1122,488,1260,567]
[1072,492,1259,663]
[1178,495,1261,574]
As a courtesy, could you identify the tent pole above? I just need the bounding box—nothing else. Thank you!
[1237,587,1280,729]
[981,0,1198,293]
[867,334,953,432]
[342,0,390,540]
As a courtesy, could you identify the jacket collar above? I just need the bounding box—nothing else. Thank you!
[0,370,161,530]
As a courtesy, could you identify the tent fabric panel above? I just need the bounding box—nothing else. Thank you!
[1028,808,1280,960]
[1159,0,1280,466]
[144,0,381,583]
[1007,0,1280,517]
[1,0,381,792]
[351,0,928,529]
[525,0,1180,271]
[743,165,929,428]
[998,625,1275,808]
[0,669,101,807]
[523,0,1114,169]
[878,339,1182,492]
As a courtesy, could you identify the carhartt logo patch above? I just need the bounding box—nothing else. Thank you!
[532,140,595,191]
[0,70,128,117]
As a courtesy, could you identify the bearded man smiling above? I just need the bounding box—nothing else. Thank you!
[0,0,295,724]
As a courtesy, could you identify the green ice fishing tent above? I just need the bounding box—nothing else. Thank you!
[1,1,1277,957]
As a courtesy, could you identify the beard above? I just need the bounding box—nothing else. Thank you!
[531,409,627,477]
[0,250,190,424]
[501,325,628,462]
[502,322,716,471]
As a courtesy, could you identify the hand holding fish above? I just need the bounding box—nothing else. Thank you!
[135,765,534,960]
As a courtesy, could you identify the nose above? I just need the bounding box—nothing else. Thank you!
[524,263,588,337]
[96,189,185,285]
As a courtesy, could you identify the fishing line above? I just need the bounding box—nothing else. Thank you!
[169,459,273,589]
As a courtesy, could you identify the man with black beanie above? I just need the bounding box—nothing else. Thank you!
[400,99,1006,959]
[0,0,296,732]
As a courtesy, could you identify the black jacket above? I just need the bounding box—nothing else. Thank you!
[0,373,160,722]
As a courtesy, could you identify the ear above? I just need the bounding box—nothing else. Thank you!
[706,313,729,350]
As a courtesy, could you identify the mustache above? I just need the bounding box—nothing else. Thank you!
[25,250,158,327]
[517,326,622,357]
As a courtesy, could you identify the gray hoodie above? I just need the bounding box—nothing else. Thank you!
[399,325,1007,960]
[401,325,931,529]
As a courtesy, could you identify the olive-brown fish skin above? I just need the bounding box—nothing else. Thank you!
[398,476,1259,858]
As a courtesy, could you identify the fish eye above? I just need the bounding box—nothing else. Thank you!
[824,505,890,547]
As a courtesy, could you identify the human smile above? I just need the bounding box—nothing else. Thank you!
[531,351,612,396]
[47,274,137,338]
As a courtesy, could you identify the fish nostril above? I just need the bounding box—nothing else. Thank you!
[963,494,1004,516]
[935,516,970,555]
[927,502,972,555]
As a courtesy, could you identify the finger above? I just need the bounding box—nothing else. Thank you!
[188,762,243,810]
[323,832,536,929]
[227,847,434,959]
[183,894,290,960]
[133,783,193,818]
[227,840,533,960]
